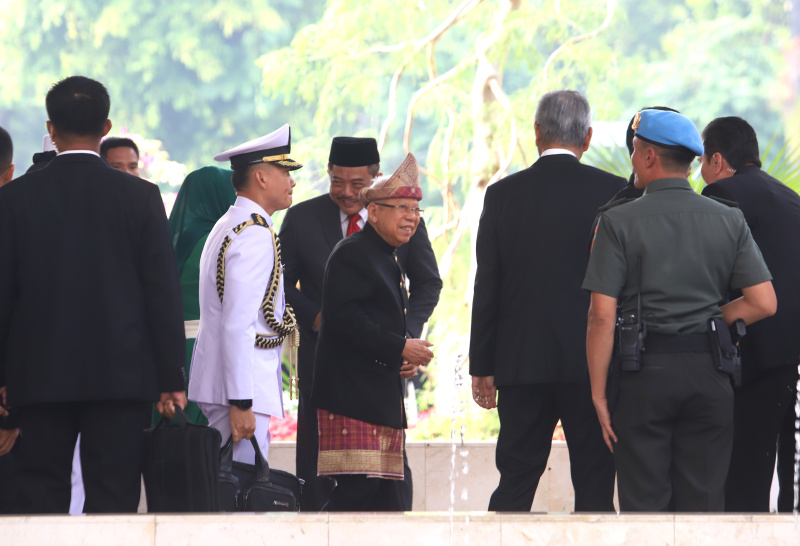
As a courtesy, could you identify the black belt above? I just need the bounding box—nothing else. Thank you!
[645,333,710,354]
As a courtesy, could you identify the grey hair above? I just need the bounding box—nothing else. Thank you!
[534,90,591,148]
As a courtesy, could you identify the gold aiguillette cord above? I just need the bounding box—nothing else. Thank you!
[288,329,300,400]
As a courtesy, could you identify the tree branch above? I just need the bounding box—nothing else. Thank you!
[378,0,485,151]
[403,54,478,154]
[542,0,616,84]
[486,78,517,184]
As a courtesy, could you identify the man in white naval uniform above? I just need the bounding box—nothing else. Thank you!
[189,124,301,464]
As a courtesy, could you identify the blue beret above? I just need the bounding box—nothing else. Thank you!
[633,110,704,157]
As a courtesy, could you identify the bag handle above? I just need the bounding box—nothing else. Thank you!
[220,435,235,474]
[154,405,191,429]
[220,435,272,482]
[250,436,271,483]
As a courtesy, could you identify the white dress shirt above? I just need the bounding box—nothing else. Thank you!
[339,207,368,238]
[540,148,577,158]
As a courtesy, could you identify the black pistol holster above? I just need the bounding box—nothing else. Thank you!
[708,317,745,388]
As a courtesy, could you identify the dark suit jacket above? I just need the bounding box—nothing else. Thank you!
[0,153,185,408]
[311,224,409,429]
[702,166,800,375]
[280,193,441,396]
[469,154,625,386]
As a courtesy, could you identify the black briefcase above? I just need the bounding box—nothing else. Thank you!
[142,406,221,512]
[219,436,303,511]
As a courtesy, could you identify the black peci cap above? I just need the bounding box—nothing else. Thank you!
[328,136,380,167]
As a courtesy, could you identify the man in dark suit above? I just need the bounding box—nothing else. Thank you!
[470,89,623,512]
[280,137,442,510]
[0,76,186,513]
[700,116,800,512]
[311,153,434,510]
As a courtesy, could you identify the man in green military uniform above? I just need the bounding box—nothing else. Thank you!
[583,109,777,512]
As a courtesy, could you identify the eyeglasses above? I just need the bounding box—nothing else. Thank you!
[373,202,424,216]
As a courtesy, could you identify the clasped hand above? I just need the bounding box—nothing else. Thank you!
[401,339,434,366]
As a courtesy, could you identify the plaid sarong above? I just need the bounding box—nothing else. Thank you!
[317,409,404,480]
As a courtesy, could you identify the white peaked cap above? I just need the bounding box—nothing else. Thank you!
[214,124,302,171]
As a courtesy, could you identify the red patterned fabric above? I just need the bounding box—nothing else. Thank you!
[387,186,422,200]
[317,409,404,480]
[346,213,361,236]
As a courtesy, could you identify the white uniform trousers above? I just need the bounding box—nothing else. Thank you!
[199,403,271,465]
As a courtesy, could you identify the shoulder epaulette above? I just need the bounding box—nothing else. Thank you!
[597,197,637,214]
[705,195,740,209]
[251,213,269,226]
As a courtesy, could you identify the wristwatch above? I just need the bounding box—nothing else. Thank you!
[228,399,253,410]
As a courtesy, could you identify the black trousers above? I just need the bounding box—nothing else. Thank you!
[488,382,616,512]
[613,352,733,512]
[295,391,335,511]
[14,400,151,514]
[777,378,797,513]
[326,474,405,511]
[0,452,16,514]
[725,363,797,512]
[297,391,414,511]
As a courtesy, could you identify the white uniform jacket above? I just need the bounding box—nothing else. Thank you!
[189,196,285,417]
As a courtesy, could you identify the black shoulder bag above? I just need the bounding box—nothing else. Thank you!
[219,435,304,511]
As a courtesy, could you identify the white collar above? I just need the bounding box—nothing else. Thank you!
[58,150,101,158]
[234,195,273,226]
[339,207,368,224]
[540,148,577,158]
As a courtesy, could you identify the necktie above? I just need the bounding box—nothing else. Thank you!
[346,213,361,236]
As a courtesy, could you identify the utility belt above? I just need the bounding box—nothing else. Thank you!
[605,254,745,413]
[644,333,710,354]
[615,319,744,384]
[607,316,745,413]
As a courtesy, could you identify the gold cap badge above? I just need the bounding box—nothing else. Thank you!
[631,112,642,131]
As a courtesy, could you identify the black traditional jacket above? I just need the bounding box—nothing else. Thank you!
[311,223,410,429]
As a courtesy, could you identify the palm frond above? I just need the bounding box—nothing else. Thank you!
[583,144,631,179]
[761,136,800,194]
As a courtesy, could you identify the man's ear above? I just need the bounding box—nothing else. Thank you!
[582,127,593,152]
[644,146,657,168]
[254,168,265,189]
[102,119,112,137]
[366,203,378,223]
[1,164,14,185]
[711,152,726,175]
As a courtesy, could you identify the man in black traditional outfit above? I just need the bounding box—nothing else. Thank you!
[280,138,441,510]
[311,153,434,511]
